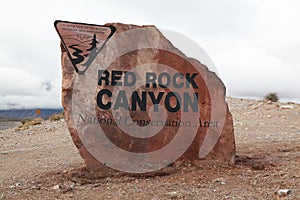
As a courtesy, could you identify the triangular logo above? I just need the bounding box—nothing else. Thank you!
[55,20,115,74]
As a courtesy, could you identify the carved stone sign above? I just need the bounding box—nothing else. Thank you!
[55,21,236,173]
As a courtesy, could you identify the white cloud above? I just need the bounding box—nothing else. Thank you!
[0,95,61,110]
[214,45,300,99]
[189,0,300,102]
[0,67,61,109]
[0,0,300,109]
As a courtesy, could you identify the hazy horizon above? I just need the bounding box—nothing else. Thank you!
[1,0,300,109]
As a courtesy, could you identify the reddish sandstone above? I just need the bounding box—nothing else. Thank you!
[61,23,236,172]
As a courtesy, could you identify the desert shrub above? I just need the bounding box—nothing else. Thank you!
[27,117,44,125]
[15,118,44,131]
[21,119,29,124]
[49,112,64,122]
[264,92,279,102]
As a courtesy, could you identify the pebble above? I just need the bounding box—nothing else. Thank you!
[280,105,294,109]
[275,189,291,197]
[52,185,60,190]
[165,191,178,197]
[213,178,226,185]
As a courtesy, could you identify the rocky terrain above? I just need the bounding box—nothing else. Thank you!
[0,97,299,199]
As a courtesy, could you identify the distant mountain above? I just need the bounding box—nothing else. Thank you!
[0,108,63,121]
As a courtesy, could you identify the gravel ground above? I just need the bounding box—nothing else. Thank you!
[0,97,299,200]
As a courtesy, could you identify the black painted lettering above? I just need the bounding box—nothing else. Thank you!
[111,70,123,86]
[146,72,157,88]
[173,73,184,89]
[113,90,129,110]
[186,73,198,88]
[97,89,112,109]
[183,92,198,112]
[165,92,181,112]
[149,92,164,112]
[98,70,110,86]
[158,72,171,88]
[124,71,136,86]
[131,91,147,111]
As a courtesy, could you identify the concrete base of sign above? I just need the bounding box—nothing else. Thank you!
[60,23,236,173]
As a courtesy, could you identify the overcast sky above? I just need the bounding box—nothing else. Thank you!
[0,0,299,109]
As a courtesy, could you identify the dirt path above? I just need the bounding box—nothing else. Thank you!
[0,98,299,199]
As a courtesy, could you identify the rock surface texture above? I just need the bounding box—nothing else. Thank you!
[61,23,236,172]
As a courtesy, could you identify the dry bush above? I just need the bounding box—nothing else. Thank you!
[15,118,44,132]
[49,112,64,122]
[264,93,279,102]
[26,118,44,125]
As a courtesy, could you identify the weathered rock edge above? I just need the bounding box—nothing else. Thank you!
[61,23,236,173]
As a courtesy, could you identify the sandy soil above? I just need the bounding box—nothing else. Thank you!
[0,98,299,200]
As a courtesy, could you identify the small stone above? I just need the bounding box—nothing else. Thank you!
[15,125,29,132]
[165,191,178,197]
[213,178,226,185]
[275,189,291,197]
[253,106,259,110]
[280,105,294,109]
[52,185,60,190]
